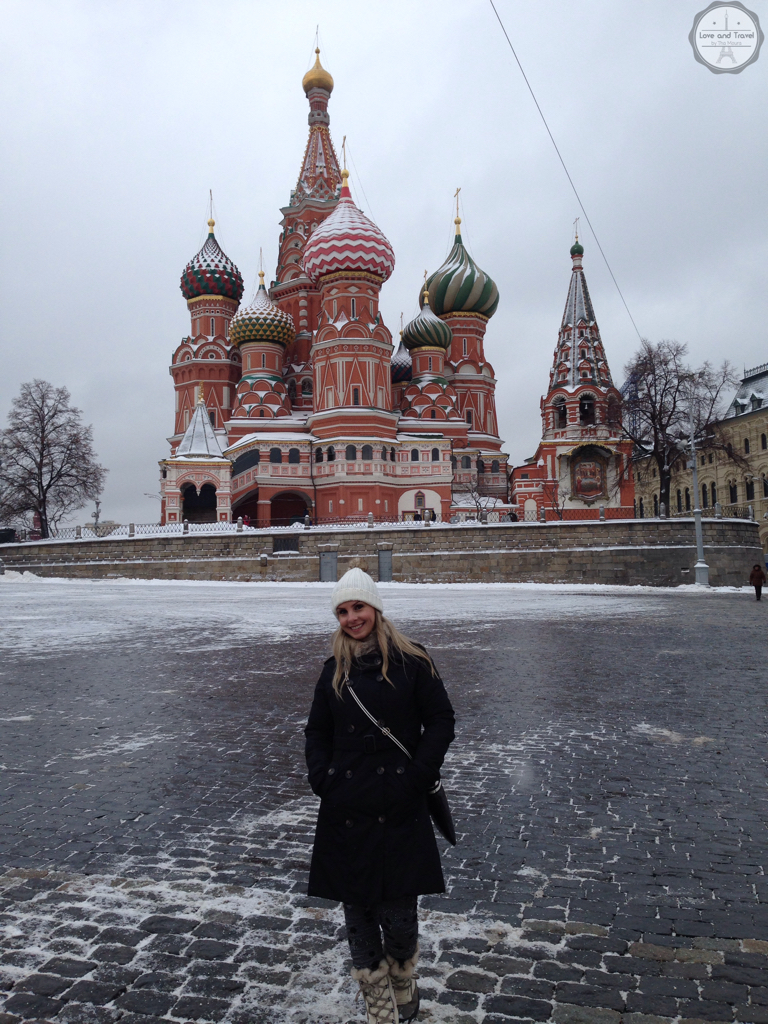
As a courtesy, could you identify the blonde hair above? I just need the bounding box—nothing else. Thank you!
[331,610,434,698]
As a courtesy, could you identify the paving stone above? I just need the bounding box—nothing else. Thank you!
[61,980,125,1004]
[114,989,176,1016]
[551,1007,622,1024]
[445,969,497,993]
[172,995,230,1021]
[15,974,71,997]
[484,994,552,1020]
[138,915,199,935]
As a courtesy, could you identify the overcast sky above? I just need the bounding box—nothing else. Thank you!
[1,0,766,525]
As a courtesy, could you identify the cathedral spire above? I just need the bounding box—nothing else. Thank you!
[549,240,613,393]
[292,47,341,206]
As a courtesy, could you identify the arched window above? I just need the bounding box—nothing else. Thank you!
[711,482,717,505]
[381,448,387,461]
[639,498,644,518]
[411,449,419,462]
[685,487,691,511]
[315,447,323,463]
[745,438,750,454]
[553,398,567,429]
[579,394,595,425]
[390,447,396,462]
[702,484,708,508]
[361,444,373,461]
[729,482,738,503]
[491,459,500,473]
[653,494,659,517]
[327,446,336,462]
[352,387,360,406]
[210,317,215,335]
[269,447,282,464]
[460,455,471,469]
[466,409,473,427]
[746,478,755,500]
[261,353,266,368]
[415,491,425,509]
[763,477,768,498]
[430,409,436,419]
[761,433,767,450]
[302,379,313,396]
[346,445,357,461]
[676,489,682,513]
[288,448,300,464]
[477,459,486,473]
[431,448,440,462]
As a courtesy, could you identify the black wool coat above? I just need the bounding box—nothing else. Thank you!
[304,645,455,906]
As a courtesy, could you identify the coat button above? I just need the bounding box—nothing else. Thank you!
[377,766,385,775]
[347,724,355,733]
[377,719,385,727]
[376,673,384,682]
[378,815,386,824]
[346,819,353,828]
[345,770,353,778]
[396,767,405,775]
[327,767,335,775]
[373,658,381,666]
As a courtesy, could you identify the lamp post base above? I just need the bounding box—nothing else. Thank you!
[694,559,710,586]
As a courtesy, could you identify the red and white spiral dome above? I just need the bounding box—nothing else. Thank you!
[302,171,395,284]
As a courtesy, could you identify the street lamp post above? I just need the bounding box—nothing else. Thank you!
[688,419,709,586]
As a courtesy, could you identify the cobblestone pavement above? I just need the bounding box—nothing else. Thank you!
[0,579,766,1024]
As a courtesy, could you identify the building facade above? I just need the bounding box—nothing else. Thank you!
[160,52,509,526]
[510,240,634,520]
[633,362,768,555]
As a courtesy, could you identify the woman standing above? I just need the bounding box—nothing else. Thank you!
[749,562,766,600]
[305,568,455,1023]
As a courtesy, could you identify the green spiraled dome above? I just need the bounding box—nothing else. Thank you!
[230,274,296,348]
[420,219,499,318]
[402,291,453,350]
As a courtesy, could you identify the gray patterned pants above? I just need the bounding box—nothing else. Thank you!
[343,897,419,970]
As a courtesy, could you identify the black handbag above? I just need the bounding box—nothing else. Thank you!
[346,681,457,846]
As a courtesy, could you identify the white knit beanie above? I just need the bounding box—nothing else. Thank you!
[331,567,384,615]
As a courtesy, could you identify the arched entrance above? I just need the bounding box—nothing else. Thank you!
[270,490,311,526]
[181,482,217,523]
[231,488,261,523]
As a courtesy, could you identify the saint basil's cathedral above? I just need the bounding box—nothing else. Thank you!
[159,51,632,526]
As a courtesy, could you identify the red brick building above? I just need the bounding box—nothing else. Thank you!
[510,239,634,521]
[160,52,510,526]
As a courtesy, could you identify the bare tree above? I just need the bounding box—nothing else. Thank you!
[540,478,569,520]
[0,380,107,538]
[453,478,504,516]
[622,341,737,512]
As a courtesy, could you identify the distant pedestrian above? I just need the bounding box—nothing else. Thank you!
[749,563,766,601]
[304,567,455,1023]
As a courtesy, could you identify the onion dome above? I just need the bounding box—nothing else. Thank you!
[402,289,453,350]
[421,217,498,318]
[230,271,296,348]
[302,47,334,94]
[570,237,584,256]
[180,219,244,302]
[391,332,412,383]
[302,169,395,284]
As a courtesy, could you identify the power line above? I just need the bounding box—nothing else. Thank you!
[488,0,642,341]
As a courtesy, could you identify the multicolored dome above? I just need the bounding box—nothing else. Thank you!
[402,290,453,351]
[229,273,296,348]
[302,48,334,94]
[391,333,412,383]
[180,219,244,302]
[302,170,395,284]
[421,218,498,319]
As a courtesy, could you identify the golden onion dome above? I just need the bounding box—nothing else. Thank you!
[302,48,334,94]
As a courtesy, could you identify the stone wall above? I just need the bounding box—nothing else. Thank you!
[0,519,761,587]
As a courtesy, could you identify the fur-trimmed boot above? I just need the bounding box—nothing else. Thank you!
[352,958,399,1024]
[386,948,419,1022]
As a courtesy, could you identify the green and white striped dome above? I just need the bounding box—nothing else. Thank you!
[420,218,499,319]
[402,291,453,350]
